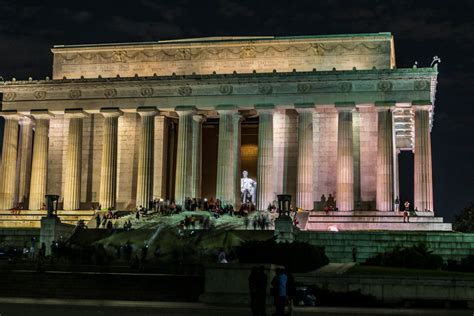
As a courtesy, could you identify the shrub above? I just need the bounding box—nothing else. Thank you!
[364,243,443,270]
[453,203,474,232]
[236,238,329,272]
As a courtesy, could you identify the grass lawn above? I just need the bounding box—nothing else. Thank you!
[347,265,474,279]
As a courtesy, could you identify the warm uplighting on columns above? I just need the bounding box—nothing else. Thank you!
[191,114,206,200]
[174,106,196,207]
[29,111,53,210]
[376,104,394,211]
[63,109,88,210]
[99,108,122,209]
[295,104,315,211]
[136,107,157,209]
[216,105,239,206]
[414,104,434,212]
[336,104,354,212]
[0,111,21,210]
[256,104,275,211]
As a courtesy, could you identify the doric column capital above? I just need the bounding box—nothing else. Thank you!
[192,114,206,123]
[375,101,396,112]
[335,102,356,112]
[175,105,197,116]
[137,106,158,117]
[216,104,237,114]
[31,110,54,120]
[412,103,432,112]
[255,103,275,114]
[295,103,315,113]
[65,109,89,119]
[100,107,123,118]
[0,110,21,120]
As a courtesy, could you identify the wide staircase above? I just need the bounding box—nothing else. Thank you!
[304,210,452,231]
[0,210,96,228]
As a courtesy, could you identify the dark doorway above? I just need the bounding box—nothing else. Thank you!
[398,151,414,211]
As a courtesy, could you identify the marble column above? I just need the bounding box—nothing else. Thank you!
[99,108,122,209]
[136,107,157,208]
[63,110,87,210]
[233,114,242,207]
[336,107,354,211]
[256,105,274,211]
[16,117,34,206]
[0,112,20,209]
[295,106,314,210]
[191,114,205,199]
[216,106,239,206]
[29,111,53,210]
[174,106,196,206]
[376,107,394,211]
[414,107,434,212]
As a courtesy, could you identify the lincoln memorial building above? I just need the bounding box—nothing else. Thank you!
[0,33,443,229]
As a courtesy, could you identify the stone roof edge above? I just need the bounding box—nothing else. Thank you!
[0,67,438,88]
[51,32,392,52]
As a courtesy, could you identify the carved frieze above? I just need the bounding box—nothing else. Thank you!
[140,87,154,97]
[219,85,233,95]
[33,91,47,100]
[104,88,117,98]
[4,92,16,101]
[297,83,311,93]
[178,86,192,96]
[69,89,82,99]
[258,84,273,95]
[54,42,389,65]
[414,80,430,91]
[339,82,353,92]
[377,81,393,92]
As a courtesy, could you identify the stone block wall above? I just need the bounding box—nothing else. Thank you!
[273,110,298,203]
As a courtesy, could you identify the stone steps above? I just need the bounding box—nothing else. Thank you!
[310,211,434,217]
[305,221,452,231]
[0,209,96,228]
[308,215,444,223]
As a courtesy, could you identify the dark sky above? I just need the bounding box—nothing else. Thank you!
[0,0,472,220]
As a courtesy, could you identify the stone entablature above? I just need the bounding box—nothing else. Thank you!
[50,33,395,79]
[0,68,435,112]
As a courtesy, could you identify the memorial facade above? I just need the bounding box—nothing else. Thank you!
[0,33,438,217]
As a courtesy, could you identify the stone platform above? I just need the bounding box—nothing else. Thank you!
[0,210,96,228]
[304,211,452,231]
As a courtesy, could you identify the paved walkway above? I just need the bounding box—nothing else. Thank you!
[0,298,471,316]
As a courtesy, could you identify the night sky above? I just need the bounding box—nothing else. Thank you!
[0,0,472,221]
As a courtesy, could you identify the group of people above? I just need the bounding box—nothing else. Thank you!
[249,267,295,316]
[243,212,273,230]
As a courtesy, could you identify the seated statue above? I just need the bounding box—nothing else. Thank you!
[240,170,256,204]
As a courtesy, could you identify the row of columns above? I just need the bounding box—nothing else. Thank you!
[0,105,434,212]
